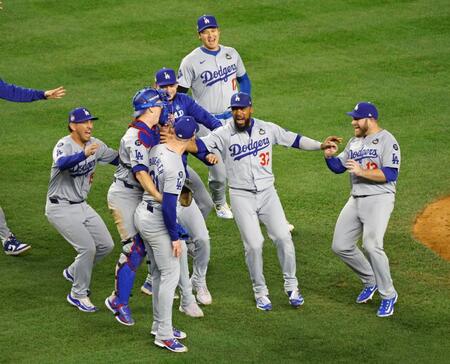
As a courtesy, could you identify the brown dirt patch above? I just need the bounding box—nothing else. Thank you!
[413,196,450,261]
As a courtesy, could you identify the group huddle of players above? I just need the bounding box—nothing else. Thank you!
[2,14,401,354]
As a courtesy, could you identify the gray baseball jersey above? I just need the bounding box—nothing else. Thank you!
[177,45,247,115]
[47,135,118,202]
[332,128,400,300]
[336,129,401,196]
[201,118,304,191]
[201,118,321,298]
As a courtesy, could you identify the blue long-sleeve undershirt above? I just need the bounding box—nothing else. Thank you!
[325,157,347,174]
[162,192,179,241]
[56,151,87,171]
[0,79,46,102]
[237,73,251,95]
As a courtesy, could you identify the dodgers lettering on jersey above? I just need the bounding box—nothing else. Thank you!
[47,136,118,201]
[201,118,297,191]
[337,129,401,196]
[178,45,246,114]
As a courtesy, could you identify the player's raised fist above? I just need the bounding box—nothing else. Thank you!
[84,143,99,157]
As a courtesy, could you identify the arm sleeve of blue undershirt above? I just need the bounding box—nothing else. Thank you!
[109,156,119,166]
[186,96,222,130]
[162,192,179,241]
[381,167,398,182]
[237,73,251,95]
[56,151,87,171]
[0,79,46,102]
[192,138,214,166]
[325,157,347,174]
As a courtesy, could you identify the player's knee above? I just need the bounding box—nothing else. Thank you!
[80,244,97,259]
[362,241,384,256]
[331,239,346,255]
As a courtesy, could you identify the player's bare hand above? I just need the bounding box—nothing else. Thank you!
[45,86,66,99]
[172,240,182,258]
[160,125,175,144]
[345,159,363,176]
[84,143,99,157]
[206,153,219,164]
[323,143,338,158]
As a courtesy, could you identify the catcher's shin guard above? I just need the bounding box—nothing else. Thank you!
[115,234,146,305]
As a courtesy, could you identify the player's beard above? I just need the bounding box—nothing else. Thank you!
[234,117,251,132]
[354,119,369,137]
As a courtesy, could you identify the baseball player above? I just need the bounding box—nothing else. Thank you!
[105,88,204,325]
[134,116,204,353]
[200,92,339,310]
[142,67,221,304]
[324,102,400,317]
[0,78,65,255]
[177,14,252,219]
[45,107,118,312]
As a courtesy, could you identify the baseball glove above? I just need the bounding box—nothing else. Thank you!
[179,184,193,207]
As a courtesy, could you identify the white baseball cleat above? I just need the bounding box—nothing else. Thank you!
[193,285,212,305]
[179,302,204,318]
[287,221,295,232]
[67,293,98,312]
[215,203,233,219]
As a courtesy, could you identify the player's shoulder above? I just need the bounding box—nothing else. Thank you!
[54,135,72,148]
[181,47,203,62]
[220,45,239,54]
[380,129,398,141]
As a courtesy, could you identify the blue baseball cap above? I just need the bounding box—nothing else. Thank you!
[197,15,218,32]
[174,116,199,139]
[230,92,252,108]
[346,102,378,119]
[155,68,177,86]
[68,107,98,123]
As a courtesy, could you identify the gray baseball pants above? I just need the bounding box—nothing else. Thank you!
[230,186,298,298]
[45,201,114,298]
[178,199,210,288]
[186,166,214,219]
[332,194,397,299]
[0,206,11,241]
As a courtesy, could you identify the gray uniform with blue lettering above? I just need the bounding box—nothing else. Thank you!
[45,136,118,298]
[178,45,247,205]
[201,118,321,298]
[134,144,185,340]
[107,127,148,242]
[332,129,400,299]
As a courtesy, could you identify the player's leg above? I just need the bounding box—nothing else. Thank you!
[208,153,232,218]
[107,185,146,304]
[147,232,181,340]
[1,206,31,255]
[360,194,397,299]
[332,197,376,288]
[45,202,98,310]
[229,188,268,299]
[186,166,214,219]
[178,200,212,305]
[84,204,114,263]
[258,187,298,294]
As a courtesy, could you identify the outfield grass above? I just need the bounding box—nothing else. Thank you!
[1,0,450,363]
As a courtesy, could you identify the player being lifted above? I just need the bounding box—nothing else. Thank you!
[200,92,340,310]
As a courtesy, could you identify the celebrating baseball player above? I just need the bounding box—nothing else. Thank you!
[177,14,252,219]
[324,102,400,317]
[150,67,221,304]
[201,92,339,310]
[134,116,205,353]
[45,107,118,313]
[0,78,65,256]
[105,88,205,325]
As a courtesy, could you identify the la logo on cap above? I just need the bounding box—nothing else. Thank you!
[235,95,240,101]
[164,72,170,79]
[70,115,75,121]
[204,17,209,24]
[83,109,89,116]
[355,104,359,110]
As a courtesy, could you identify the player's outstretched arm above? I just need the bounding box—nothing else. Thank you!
[45,86,66,99]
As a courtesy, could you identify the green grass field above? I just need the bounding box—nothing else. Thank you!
[1,0,450,362]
